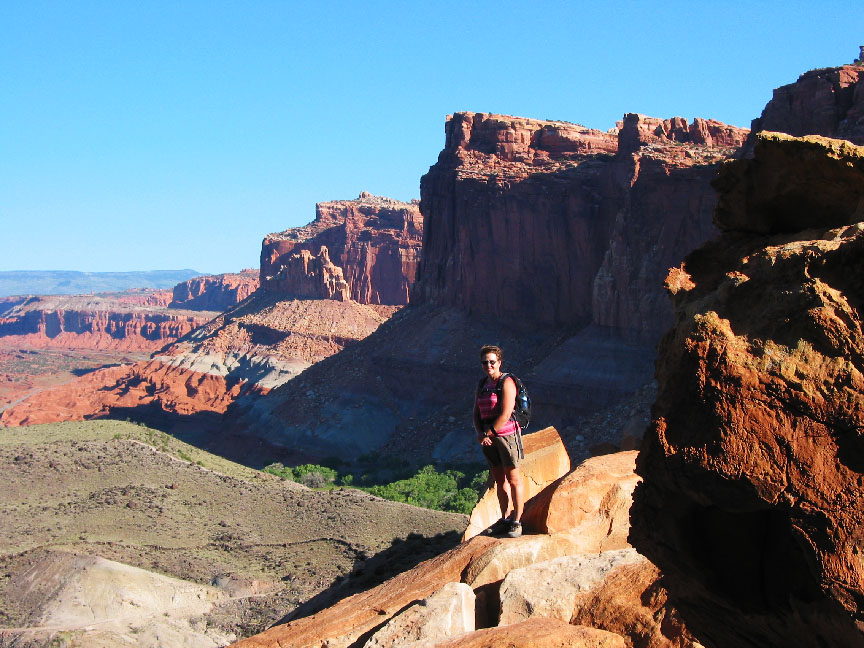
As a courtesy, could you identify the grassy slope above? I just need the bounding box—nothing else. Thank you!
[0,420,466,639]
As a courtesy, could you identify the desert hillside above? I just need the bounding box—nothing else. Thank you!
[0,420,466,647]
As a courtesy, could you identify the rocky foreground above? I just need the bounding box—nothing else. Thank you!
[231,427,698,648]
[0,420,466,647]
[630,132,864,646]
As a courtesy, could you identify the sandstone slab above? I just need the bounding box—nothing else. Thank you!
[522,450,639,539]
[498,548,644,625]
[363,582,475,648]
[229,536,497,648]
[405,618,625,648]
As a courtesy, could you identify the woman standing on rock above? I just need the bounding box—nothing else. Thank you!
[474,344,524,538]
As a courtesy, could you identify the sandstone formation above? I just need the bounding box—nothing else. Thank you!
[415,111,747,334]
[170,269,259,311]
[0,293,216,352]
[232,445,695,648]
[520,449,639,537]
[363,582,476,647]
[0,293,396,440]
[261,247,349,300]
[404,619,626,648]
[261,192,422,305]
[630,132,864,646]
[498,549,644,626]
[749,64,864,148]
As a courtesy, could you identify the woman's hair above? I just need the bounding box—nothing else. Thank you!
[479,345,503,362]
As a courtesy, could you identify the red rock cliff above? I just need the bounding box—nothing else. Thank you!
[749,64,864,147]
[261,193,422,305]
[0,294,215,352]
[170,270,259,311]
[630,132,864,647]
[415,112,747,333]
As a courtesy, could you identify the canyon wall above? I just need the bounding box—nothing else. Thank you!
[0,294,215,352]
[748,64,864,147]
[631,131,864,648]
[170,270,259,311]
[234,112,747,465]
[415,111,747,334]
[261,192,422,305]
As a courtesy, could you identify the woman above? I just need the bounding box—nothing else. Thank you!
[473,344,524,538]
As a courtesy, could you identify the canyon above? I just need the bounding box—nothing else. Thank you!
[1,114,748,466]
[0,271,260,413]
[227,110,747,465]
[231,60,864,648]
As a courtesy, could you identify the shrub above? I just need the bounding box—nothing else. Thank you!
[301,471,328,489]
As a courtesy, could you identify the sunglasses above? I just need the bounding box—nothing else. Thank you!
[481,360,498,365]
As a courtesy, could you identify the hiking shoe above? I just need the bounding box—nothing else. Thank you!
[483,518,510,536]
[505,521,522,538]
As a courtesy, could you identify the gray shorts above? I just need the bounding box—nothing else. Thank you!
[481,432,523,468]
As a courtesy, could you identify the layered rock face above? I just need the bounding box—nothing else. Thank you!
[630,133,864,646]
[0,292,397,436]
[415,111,747,334]
[242,112,746,464]
[170,269,259,311]
[0,294,216,352]
[261,193,422,305]
[749,64,864,147]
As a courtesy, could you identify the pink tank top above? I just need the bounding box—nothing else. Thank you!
[476,376,520,436]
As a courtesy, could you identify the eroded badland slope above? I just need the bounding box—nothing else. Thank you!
[0,420,465,647]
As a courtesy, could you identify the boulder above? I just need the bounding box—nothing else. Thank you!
[631,132,864,646]
[569,556,702,648]
[498,548,643,625]
[363,582,475,648]
[463,426,571,540]
[500,549,701,647]
[522,450,639,538]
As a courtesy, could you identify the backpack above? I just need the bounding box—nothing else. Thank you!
[476,372,532,431]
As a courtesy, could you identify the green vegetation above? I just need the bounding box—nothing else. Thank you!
[262,459,490,515]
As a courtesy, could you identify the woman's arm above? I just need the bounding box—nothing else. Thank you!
[473,401,484,435]
[491,376,517,432]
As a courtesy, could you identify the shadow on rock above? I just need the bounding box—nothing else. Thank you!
[278,530,464,626]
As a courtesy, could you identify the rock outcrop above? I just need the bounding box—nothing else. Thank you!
[0,294,216,352]
[231,441,697,648]
[261,193,422,305]
[170,269,259,311]
[415,111,747,334]
[0,293,397,438]
[630,132,864,646]
[261,247,349,301]
[749,64,864,148]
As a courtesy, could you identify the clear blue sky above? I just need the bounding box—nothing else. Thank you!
[3,1,863,274]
